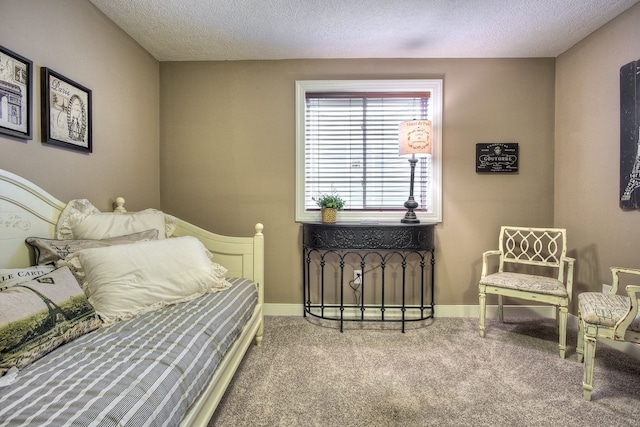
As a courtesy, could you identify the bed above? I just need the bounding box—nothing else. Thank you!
[0,168,264,427]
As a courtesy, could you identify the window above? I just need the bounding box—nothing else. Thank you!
[295,79,442,223]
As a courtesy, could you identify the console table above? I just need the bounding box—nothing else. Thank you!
[302,222,435,332]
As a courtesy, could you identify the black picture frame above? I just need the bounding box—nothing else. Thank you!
[619,58,640,209]
[476,143,519,173]
[41,67,92,153]
[0,45,33,140]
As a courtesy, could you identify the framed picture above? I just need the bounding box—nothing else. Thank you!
[476,143,519,173]
[0,46,32,140]
[41,67,92,153]
[620,58,640,209]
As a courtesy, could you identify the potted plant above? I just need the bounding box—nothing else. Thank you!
[314,191,346,223]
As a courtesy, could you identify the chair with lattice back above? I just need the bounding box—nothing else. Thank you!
[478,226,575,358]
[577,267,640,400]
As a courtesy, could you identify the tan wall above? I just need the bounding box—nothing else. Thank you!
[11,1,635,311]
[0,0,160,211]
[160,58,556,306]
[555,3,640,309]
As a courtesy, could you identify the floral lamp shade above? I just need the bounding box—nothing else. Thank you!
[399,119,432,157]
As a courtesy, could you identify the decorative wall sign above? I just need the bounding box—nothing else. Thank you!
[620,58,640,210]
[476,143,519,173]
[0,46,32,140]
[41,67,92,153]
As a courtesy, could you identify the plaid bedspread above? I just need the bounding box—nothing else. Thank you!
[0,278,257,427]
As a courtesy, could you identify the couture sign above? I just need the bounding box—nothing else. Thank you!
[476,143,519,173]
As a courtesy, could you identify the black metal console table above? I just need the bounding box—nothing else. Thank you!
[302,222,435,332]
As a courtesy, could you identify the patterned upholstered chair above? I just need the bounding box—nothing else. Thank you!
[478,226,575,358]
[577,267,640,401]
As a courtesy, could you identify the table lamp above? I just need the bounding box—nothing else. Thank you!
[398,119,432,223]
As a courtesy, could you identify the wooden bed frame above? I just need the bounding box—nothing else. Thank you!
[0,168,264,427]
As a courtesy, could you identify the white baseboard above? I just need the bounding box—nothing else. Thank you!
[264,303,560,319]
[263,304,303,316]
[263,303,639,359]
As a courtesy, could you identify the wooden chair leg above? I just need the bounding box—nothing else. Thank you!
[558,306,567,359]
[576,313,585,363]
[479,287,486,338]
[498,294,504,323]
[582,328,598,401]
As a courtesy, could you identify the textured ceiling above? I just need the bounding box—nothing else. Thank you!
[88,0,639,61]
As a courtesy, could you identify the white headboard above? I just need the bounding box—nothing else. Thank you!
[0,169,66,268]
[0,168,264,303]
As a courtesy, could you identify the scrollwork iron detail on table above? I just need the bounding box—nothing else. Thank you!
[302,222,436,332]
[303,223,434,251]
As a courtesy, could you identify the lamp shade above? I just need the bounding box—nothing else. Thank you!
[399,119,432,156]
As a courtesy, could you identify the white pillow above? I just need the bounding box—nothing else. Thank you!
[70,210,173,240]
[56,199,176,240]
[63,236,229,323]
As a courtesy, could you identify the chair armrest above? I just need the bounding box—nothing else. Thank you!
[562,256,576,301]
[625,285,640,302]
[481,250,502,278]
[625,285,640,297]
[612,268,640,340]
[610,266,640,294]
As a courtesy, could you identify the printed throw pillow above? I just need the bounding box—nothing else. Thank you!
[26,229,159,265]
[0,267,101,375]
[0,266,55,291]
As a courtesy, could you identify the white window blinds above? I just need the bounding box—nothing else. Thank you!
[295,79,443,223]
[304,93,432,212]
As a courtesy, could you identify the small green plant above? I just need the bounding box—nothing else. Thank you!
[314,191,346,210]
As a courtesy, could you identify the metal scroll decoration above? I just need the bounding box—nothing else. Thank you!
[620,58,640,210]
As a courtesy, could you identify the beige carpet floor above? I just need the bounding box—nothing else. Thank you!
[209,315,640,426]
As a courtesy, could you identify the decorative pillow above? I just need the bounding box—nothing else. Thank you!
[26,229,159,265]
[0,267,101,375]
[56,199,176,240]
[0,266,55,291]
[62,236,230,323]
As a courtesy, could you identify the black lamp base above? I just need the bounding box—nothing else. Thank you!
[401,156,421,223]
[401,197,420,223]
[401,213,420,224]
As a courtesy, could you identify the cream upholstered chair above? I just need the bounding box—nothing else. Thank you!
[577,267,640,401]
[478,226,575,358]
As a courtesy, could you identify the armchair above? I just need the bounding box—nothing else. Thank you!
[478,226,575,358]
[577,267,640,400]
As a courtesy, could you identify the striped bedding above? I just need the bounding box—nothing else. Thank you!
[0,277,257,427]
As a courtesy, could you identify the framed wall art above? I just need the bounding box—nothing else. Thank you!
[620,58,640,209]
[476,142,519,173]
[0,45,33,140]
[41,67,92,153]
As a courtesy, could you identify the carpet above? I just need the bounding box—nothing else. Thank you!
[209,316,640,426]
